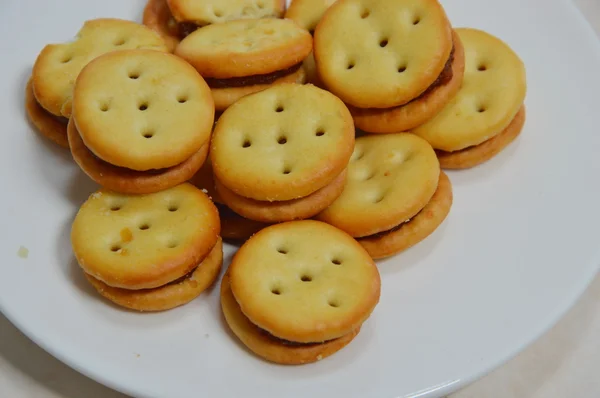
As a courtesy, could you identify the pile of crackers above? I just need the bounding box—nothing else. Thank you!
[25,0,527,365]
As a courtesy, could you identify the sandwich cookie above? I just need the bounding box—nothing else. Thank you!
[349,30,465,133]
[284,0,337,86]
[29,18,167,146]
[175,18,312,110]
[316,133,452,259]
[210,83,354,222]
[313,0,453,109]
[412,28,527,169]
[70,49,214,193]
[222,220,380,364]
[71,183,221,310]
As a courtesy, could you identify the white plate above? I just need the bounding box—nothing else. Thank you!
[1,0,599,397]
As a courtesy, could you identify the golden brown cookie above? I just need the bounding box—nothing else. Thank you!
[229,220,380,343]
[67,119,208,194]
[317,133,440,238]
[436,106,526,169]
[314,0,453,108]
[32,18,167,118]
[349,30,465,133]
[86,238,223,311]
[214,169,347,223]
[175,19,312,111]
[72,49,214,171]
[168,0,285,26]
[412,28,527,155]
[357,171,452,258]
[71,183,220,290]
[25,77,69,148]
[211,83,354,202]
[221,272,361,365]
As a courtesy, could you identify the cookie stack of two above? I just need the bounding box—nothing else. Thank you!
[206,83,355,240]
[69,49,223,311]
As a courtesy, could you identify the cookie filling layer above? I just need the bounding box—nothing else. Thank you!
[404,45,455,106]
[358,207,425,240]
[36,97,69,124]
[257,326,338,347]
[204,63,303,89]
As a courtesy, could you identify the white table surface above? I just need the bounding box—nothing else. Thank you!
[1,1,599,397]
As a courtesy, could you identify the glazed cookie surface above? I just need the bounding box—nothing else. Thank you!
[175,18,312,78]
[167,0,285,25]
[71,183,220,290]
[32,18,167,118]
[229,220,380,343]
[314,0,453,108]
[211,83,355,201]
[72,49,214,171]
[412,28,527,151]
[221,272,361,365]
[86,238,223,311]
[316,133,439,237]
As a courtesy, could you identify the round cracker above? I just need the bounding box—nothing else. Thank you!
[314,0,453,108]
[211,67,306,111]
[175,18,312,78]
[167,0,285,25]
[358,171,452,258]
[221,272,360,365]
[229,220,380,343]
[25,77,69,148]
[412,28,527,151]
[32,18,168,118]
[211,83,355,201]
[143,0,181,52]
[437,106,526,169]
[350,30,465,133]
[67,119,208,194]
[86,238,223,311]
[71,183,220,290]
[72,49,214,171]
[316,133,440,237]
[214,169,347,223]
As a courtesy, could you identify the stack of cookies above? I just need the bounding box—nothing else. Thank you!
[71,184,222,312]
[25,18,168,148]
[222,220,380,364]
[23,0,528,365]
[69,49,215,194]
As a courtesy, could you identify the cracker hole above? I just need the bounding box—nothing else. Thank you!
[167,241,179,249]
[364,170,375,181]
[374,193,385,203]
[328,299,340,308]
[478,64,488,71]
[142,130,154,139]
[271,288,281,295]
[277,136,287,145]
[309,28,315,35]
[282,166,292,175]
[168,204,179,212]
[110,244,121,252]
[347,62,355,70]
[315,128,325,137]
[110,205,121,211]
[331,258,342,265]
[352,150,365,161]
[100,103,110,112]
[61,55,72,64]
[128,71,140,80]
[277,247,288,254]
[300,274,313,282]
[361,9,370,18]
[275,105,284,113]
[379,39,389,48]
[398,64,407,73]
[214,9,223,17]
[138,102,149,111]
[477,105,487,113]
[114,38,126,46]
[177,95,188,104]
[139,223,150,230]
[413,16,421,25]
[242,139,252,148]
